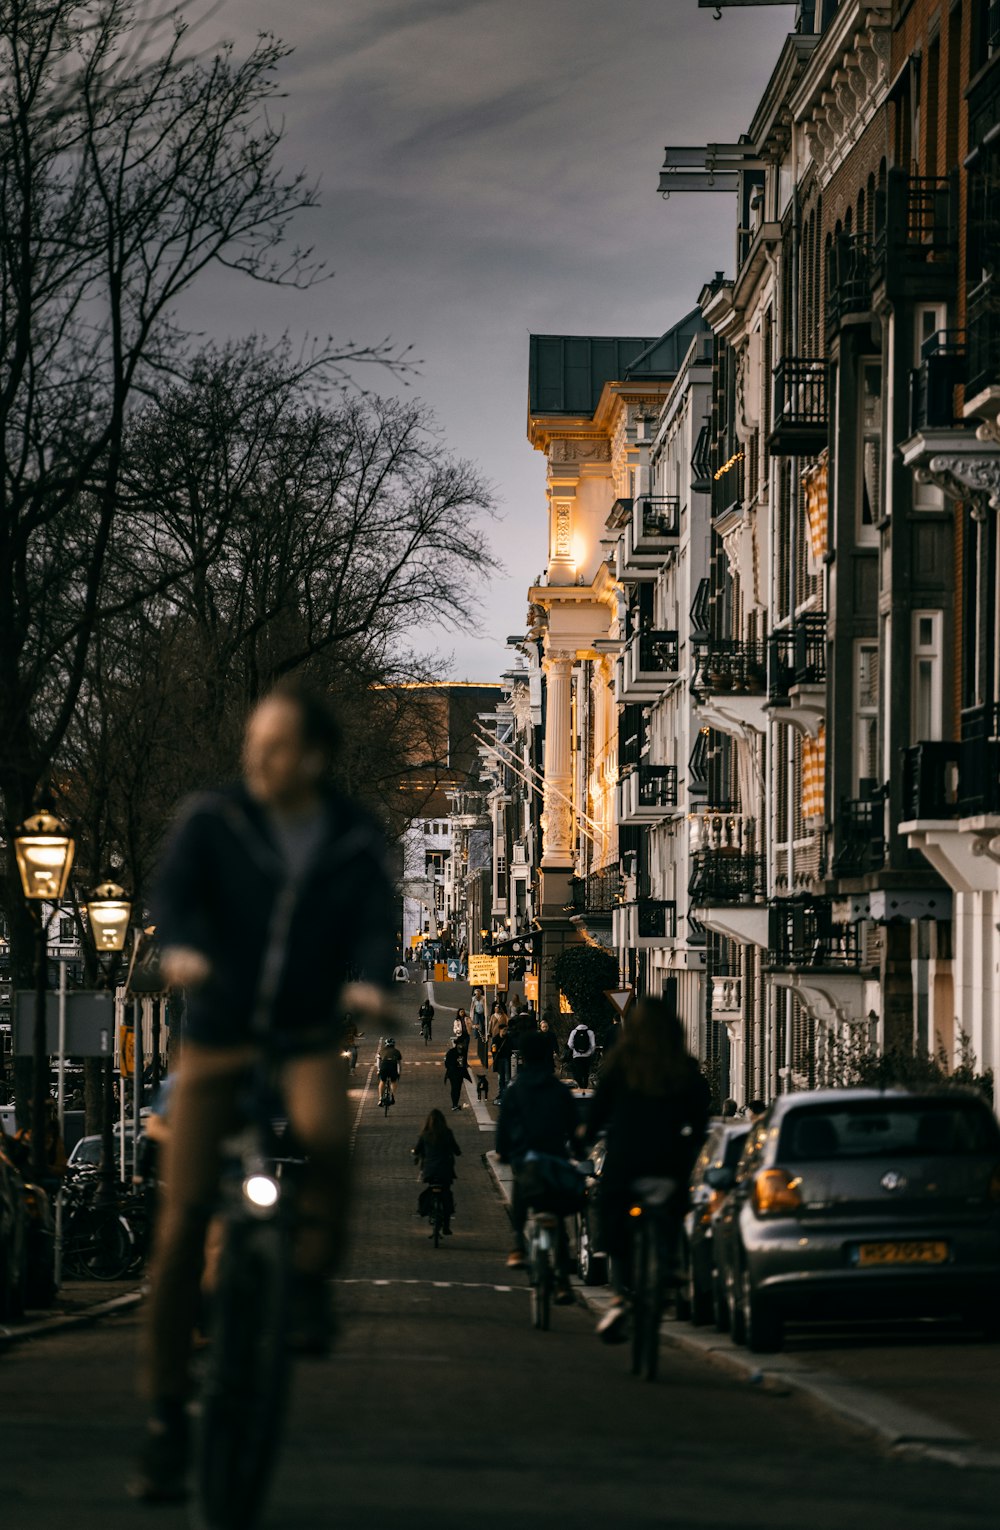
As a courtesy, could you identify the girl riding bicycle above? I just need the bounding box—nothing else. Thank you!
[412,1109,461,1235]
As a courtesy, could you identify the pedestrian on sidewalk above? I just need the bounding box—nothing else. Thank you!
[492,1022,514,1102]
[412,1109,461,1234]
[566,1021,597,1089]
[470,987,488,1065]
[444,1042,472,1110]
[452,1009,470,1055]
[536,1017,559,1071]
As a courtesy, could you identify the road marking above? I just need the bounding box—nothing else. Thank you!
[333,1277,525,1294]
[349,1055,378,1155]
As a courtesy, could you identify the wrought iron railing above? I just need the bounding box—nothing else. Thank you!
[693,638,767,695]
[909,330,966,432]
[635,629,680,674]
[636,496,680,539]
[636,900,677,940]
[967,279,1000,401]
[618,703,647,770]
[691,420,712,493]
[875,171,958,266]
[826,233,871,332]
[768,614,826,698]
[688,729,709,794]
[637,764,678,809]
[904,731,1000,820]
[767,901,866,971]
[769,357,828,453]
[585,864,622,913]
[830,795,885,877]
[689,851,766,905]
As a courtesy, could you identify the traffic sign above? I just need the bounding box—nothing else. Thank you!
[14,991,115,1056]
[468,955,509,990]
[604,988,635,1017]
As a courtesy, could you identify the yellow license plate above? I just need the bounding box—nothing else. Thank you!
[857,1240,948,1267]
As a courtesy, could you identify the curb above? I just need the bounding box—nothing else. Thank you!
[481,1152,1000,1471]
[0,1289,143,1350]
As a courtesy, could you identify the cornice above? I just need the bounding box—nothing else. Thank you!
[791,3,892,189]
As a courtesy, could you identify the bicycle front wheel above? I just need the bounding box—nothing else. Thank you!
[631,1222,662,1382]
[195,1217,291,1530]
[80,1209,134,1280]
[530,1247,552,1332]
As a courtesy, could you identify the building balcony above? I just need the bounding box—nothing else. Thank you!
[616,628,680,703]
[874,169,958,303]
[689,804,746,855]
[637,899,677,943]
[613,496,681,581]
[617,702,648,771]
[766,900,867,974]
[826,233,872,336]
[909,331,966,434]
[966,278,1000,409]
[901,727,1000,896]
[766,614,826,737]
[692,638,768,735]
[689,850,765,906]
[617,764,679,824]
[830,794,886,879]
[768,357,828,456]
[569,863,622,916]
[710,971,742,1021]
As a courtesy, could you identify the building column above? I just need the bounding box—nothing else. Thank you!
[541,650,574,867]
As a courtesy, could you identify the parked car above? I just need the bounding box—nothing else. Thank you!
[683,1120,751,1326]
[714,1087,1000,1354]
[0,1135,28,1319]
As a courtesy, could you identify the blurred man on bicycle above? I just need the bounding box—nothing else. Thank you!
[378,1036,402,1105]
[496,1030,577,1304]
[133,682,395,1502]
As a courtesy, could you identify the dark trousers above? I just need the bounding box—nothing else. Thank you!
[511,1174,569,1279]
[448,1075,463,1108]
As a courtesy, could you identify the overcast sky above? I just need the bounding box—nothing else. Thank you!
[187,0,794,680]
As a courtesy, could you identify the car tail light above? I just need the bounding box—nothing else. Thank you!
[989,1164,1000,1200]
[753,1168,802,1216]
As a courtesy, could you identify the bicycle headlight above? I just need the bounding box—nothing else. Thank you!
[243,1173,280,1213]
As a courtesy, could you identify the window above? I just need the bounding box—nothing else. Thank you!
[59,917,75,943]
[913,308,947,507]
[854,641,880,791]
[912,612,942,742]
[858,361,882,540]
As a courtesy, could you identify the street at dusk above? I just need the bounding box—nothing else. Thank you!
[2,1,1000,1525]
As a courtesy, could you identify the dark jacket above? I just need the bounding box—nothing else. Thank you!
[444,1048,472,1084]
[153,783,396,1046]
[496,1066,577,1164]
[413,1127,461,1185]
[586,1053,710,1194]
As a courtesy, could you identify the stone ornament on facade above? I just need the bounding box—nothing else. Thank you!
[553,502,573,560]
[800,9,890,187]
[914,455,1000,519]
[549,437,611,464]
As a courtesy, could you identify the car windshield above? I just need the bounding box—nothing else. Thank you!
[779,1098,999,1161]
[724,1127,751,1166]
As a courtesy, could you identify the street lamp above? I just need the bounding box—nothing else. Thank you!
[86,882,132,1192]
[14,809,75,1181]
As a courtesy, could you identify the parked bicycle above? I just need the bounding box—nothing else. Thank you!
[58,1171,135,1281]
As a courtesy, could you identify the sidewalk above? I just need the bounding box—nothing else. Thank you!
[0,1278,141,1349]
[483,1151,1000,1470]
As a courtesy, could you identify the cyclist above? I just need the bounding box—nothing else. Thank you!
[580,998,709,1342]
[378,1036,402,1106]
[132,681,395,1501]
[496,1029,577,1305]
[418,999,434,1042]
[412,1108,461,1234]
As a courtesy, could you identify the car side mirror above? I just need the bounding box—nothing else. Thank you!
[704,1165,734,1191]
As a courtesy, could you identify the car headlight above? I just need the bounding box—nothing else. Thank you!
[243,1174,281,1214]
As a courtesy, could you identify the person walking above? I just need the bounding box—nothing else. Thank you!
[412,1109,461,1234]
[444,1042,472,1111]
[470,987,488,1065]
[451,1009,470,1055]
[132,681,395,1501]
[580,998,710,1341]
[536,1016,560,1071]
[492,1022,514,1103]
[566,1020,597,1089]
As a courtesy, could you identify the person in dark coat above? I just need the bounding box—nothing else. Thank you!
[491,1023,514,1102]
[581,997,710,1341]
[413,1108,461,1233]
[496,1030,577,1302]
[443,1043,472,1111]
[134,681,396,1501]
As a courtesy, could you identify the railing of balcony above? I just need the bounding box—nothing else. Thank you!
[636,496,680,539]
[689,804,745,853]
[771,357,828,443]
[635,629,680,674]
[909,330,966,433]
[693,638,767,695]
[691,420,712,493]
[768,614,826,699]
[710,971,742,1013]
[689,850,766,905]
[687,912,707,946]
[826,233,872,332]
[585,863,622,913]
[637,899,677,940]
[767,903,865,971]
[830,795,885,877]
[689,730,709,795]
[876,171,958,267]
[967,279,1000,401]
[618,703,647,770]
[637,764,678,809]
[905,731,1000,820]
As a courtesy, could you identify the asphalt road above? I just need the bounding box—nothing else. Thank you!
[2,980,998,1528]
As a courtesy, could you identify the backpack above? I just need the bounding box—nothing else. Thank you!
[570,1026,592,1055]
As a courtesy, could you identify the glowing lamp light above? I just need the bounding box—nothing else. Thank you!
[86,882,132,953]
[244,1174,280,1212]
[14,810,75,901]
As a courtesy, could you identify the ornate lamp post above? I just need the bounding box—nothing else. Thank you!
[86,882,132,1187]
[13,810,75,1181]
